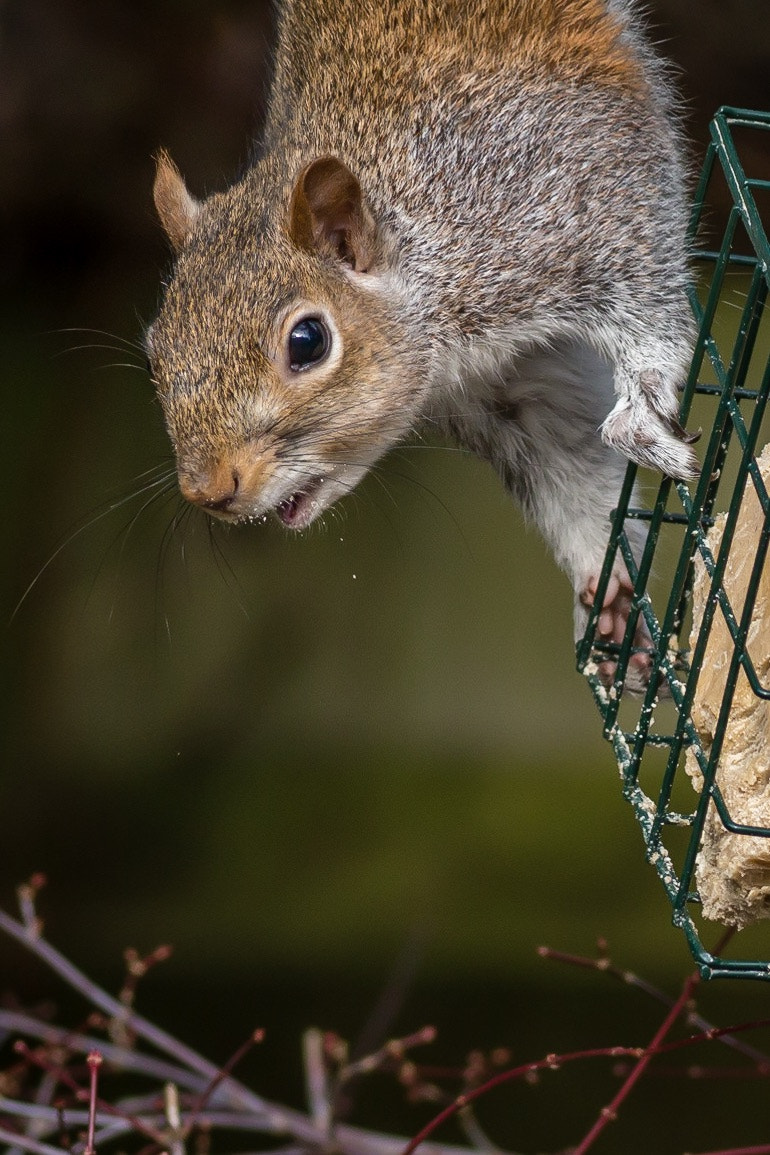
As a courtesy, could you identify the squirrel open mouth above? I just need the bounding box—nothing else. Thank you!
[274,476,325,529]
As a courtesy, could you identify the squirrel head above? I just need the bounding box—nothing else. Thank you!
[147,151,428,528]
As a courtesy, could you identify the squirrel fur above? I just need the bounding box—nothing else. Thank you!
[147,0,699,676]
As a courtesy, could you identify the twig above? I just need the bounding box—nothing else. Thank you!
[400,1003,770,1155]
[186,1029,265,1127]
[83,1051,102,1155]
[163,1081,185,1155]
[653,1018,770,1058]
[455,1107,501,1153]
[303,1028,333,1138]
[539,944,770,1066]
[0,907,318,1141]
[0,1125,64,1155]
[15,877,46,939]
[2,1087,484,1155]
[686,1148,770,1155]
[400,1044,644,1155]
[338,1028,438,1085]
[5,903,770,1155]
[0,908,247,1102]
[570,972,698,1153]
[1,908,224,1086]
[615,1062,770,1080]
[112,947,173,1051]
[0,1010,210,1091]
[14,1040,166,1146]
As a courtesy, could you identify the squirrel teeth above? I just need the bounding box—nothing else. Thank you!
[275,477,324,528]
[276,493,302,525]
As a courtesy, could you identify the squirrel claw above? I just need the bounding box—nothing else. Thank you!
[668,416,702,445]
[601,402,700,480]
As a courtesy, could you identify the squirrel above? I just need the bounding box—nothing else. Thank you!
[146,0,700,684]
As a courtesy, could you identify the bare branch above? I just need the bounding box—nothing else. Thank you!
[0,908,318,1142]
[0,1011,208,1091]
[539,944,770,1067]
[571,972,698,1154]
[0,1125,64,1155]
[303,1029,333,1139]
[4,903,770,1155]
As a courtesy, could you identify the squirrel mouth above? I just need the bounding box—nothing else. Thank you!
[274,476,325,528]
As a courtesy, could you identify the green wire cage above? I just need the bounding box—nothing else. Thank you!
[577,107,770,981]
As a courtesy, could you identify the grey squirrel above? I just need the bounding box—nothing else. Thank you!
[146,0,699,679]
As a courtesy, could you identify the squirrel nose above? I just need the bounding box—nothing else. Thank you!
[178,467,241,513]
[204,487,238,513]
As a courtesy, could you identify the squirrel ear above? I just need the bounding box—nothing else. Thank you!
[288,156,376,272]
[153,149,201,252]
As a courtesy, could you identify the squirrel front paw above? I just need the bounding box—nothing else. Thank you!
[601,380,700,480]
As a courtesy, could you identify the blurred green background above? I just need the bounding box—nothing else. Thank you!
[3,3,770,1152]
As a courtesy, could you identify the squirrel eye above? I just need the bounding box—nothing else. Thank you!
[288,317,329,371]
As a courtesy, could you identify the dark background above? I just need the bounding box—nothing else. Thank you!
[2,3,770,1152]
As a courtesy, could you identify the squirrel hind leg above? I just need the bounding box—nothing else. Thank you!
[600,387,700,480]
[578,569,655,696]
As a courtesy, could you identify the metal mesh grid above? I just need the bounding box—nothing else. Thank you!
[577,107,770,980]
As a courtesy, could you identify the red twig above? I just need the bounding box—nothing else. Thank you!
[401,982,770,1155]
[186,1028,265,1125]
[83,1051,102,1155]
[688,1148,770,1155]
[539,943,770,1067]
[400,1044,644,1155]
[13,1040,165,1145]
[571,971,698,1153]
[657,1018,770,1057]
